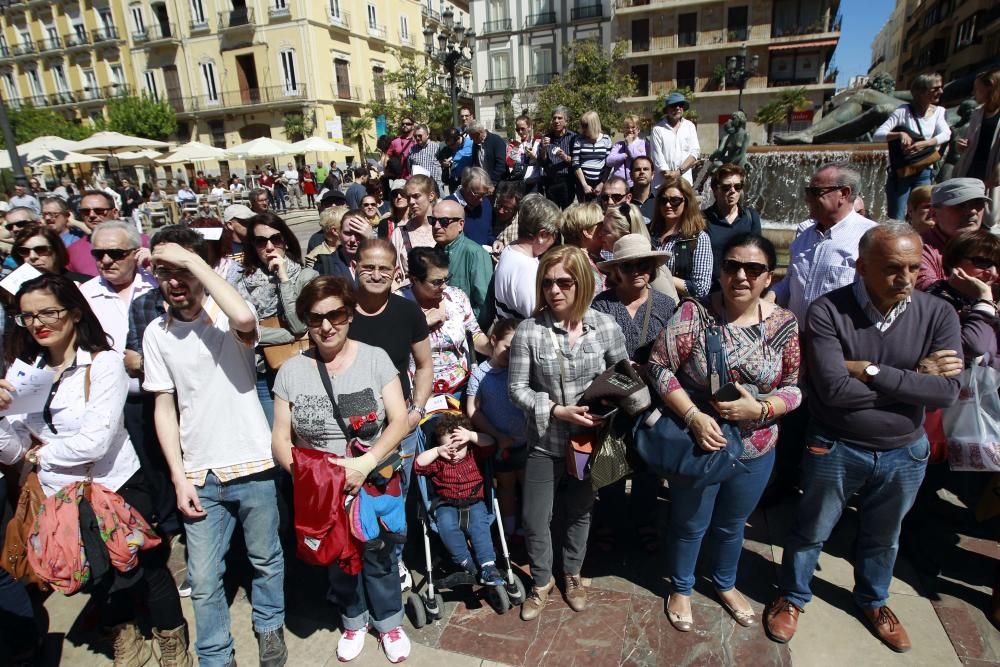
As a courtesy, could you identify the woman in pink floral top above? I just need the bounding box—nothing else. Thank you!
[406,247,492,395]
[647,234,801,633]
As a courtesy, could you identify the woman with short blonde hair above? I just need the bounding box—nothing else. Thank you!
[573,111,612,202]
[305,206,347,268]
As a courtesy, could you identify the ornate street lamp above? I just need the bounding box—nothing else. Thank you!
[423,8,475,129]
[726,45,760,112]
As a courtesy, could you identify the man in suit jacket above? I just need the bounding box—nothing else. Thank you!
[469,121,508,184]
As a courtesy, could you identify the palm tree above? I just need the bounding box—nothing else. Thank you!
[343,116,374,159]
[754,87,809,143]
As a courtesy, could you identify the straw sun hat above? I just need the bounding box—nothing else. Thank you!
[597,234,671,272]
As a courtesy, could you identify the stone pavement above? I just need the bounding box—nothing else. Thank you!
[38,479,1000,666]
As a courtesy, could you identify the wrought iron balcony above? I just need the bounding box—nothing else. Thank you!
[37,36,62,52]
[482,18,512,34]
[62,31,90,49]
[526,12,556,28]
[571,4,602,21]
[269,4,291,19]
[333,84,363,102]
[484,77,515,91]
[218,7,254,31]
[189,19,211,33]
[133,23,180,47]
[11,42,37,58]
[174,84,308,115]
[421,6,440,23]
[367,23,387,40]
[525,72,554,87]
[91,26,121,44]
[328,10,351,30]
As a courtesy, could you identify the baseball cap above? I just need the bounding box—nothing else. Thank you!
[932,178,989,207]
[223,204,255,221]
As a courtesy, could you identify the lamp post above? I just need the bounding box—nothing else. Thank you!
[726,45,759,112]
[423,8,475,129]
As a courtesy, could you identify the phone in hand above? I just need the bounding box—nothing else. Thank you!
[589,404,618,420]
[712,382,742,402]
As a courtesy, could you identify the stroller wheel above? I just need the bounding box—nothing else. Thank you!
[507,573,527,606]
[428,593,445,621]
[485,584,511,614]
[405,591,427,629]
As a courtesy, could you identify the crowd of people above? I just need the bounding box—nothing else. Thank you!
[0,68,997,667]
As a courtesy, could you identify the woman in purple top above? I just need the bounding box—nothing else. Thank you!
[604,115,649,188]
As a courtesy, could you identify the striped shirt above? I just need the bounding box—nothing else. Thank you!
[572,134,612,186]
[655,230,713,298]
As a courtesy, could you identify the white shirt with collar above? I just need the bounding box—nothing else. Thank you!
[282,169,300,185]
[0,350,140,496]
[650,117,700,188]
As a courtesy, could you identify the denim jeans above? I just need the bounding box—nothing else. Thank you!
[885,167,933,219]
[328,541,404,634]
[394,425,425,565]
[185,470,285,666]
[435,501,496,568]
[256,373,274,429]
[668,450,774,595]
[779,432,930,610]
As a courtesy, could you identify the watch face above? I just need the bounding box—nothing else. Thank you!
[865,364,879,376]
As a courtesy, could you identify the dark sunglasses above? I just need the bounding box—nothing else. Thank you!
[78,207,112,217]
[599,192,627,203]
[362,201,378,207]
[620,259,654,273]
[658,195,686,208]
[4,221,28,231]
[542,277,577,290]
[16,244,53,258]
[421,275,450,288]
[717,182,744,192]
[429,216,463,228]
[306,308,351,328]
[804,185,842,198]
[721,259,770,279]
[90,247,138,261]
[253,233,286,249]
[968,256,1000,270]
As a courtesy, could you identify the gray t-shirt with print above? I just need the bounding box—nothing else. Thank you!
[273,343,397,456]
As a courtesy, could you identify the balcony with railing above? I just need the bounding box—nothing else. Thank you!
[484,77,515,92]
[727,26,749,42]
[366,23,387,40]
[133,23,181,47]
[269,3,291,19]
[23,94,49,108]
[421,6,440,22]
[189,17,211,33]
[525,72,554,87]
[46,91,78,107]
[63,31,90,49]
[91,26,121,44]
[37,36,62,52]
[333,84,363,102]
[11,42,38,58]
[399,29,414,47]
[678,31,697,46]
[218,8,254,31]
[174,84,308,115]
[482,18,512,34]
[526,12,556,28]
[571,4,603,21]
[329,9,351,30]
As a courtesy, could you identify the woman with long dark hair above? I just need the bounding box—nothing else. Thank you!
[11,224,90,283]
[649,175,713,298]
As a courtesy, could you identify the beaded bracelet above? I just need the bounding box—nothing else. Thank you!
[683,405,700,428]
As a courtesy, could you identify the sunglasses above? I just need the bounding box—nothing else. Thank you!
[306,308,351,328]
[620,259,654,273]
[429,216,463,228]
[16,244,53,258]
[78,207,112,217]
[362,202,378,207]
[658,195,686,208]
[968,256,1000,270]
[15,308,67,328]
[717,182,744,192]
[421,275,450,287]
[253,233,286,249]
[153,266,194,281]
[804,185,842,198]
[721,259,770,279]
[600,193,627,204]
[4,221,28,231]
[542,277,577,290]
[90,247,138,261]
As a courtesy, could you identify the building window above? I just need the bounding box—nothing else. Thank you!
[373,66,385,102]
[110,64,127,89]
[632,64,649,96]
[400,16,409,41]
[201,62,218,102]
[144,71,159,100]
[26,68,44,100]
[678,13,697,47]
[334,59,351,98]
[52,64,70,93]
[631,19,649,52]
[489,52,511,89]
[330,0,341,19]
[367,4,377,28]
[98,8,115,34]
[82,68,99,99]
[727,6,749,42]
[191,0,206,25]
[530,46,553,85]
[274,0,287,8]
[209,120,226,148]
[131,5,146,35]
[18,30,31,49]
[488,0,507,21]
[676,59,695,90]
[0,36,7,58]
[2,72,19,106]
[279,49,298,94]
[955,15,977,49]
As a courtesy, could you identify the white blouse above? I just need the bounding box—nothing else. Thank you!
[0,350,139,497]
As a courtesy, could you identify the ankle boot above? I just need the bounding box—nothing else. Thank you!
[111,623,152,667]
[153,624,193,667]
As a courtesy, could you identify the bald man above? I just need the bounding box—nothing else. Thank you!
[431,199,493,328]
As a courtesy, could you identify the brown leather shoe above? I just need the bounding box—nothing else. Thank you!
[764,597,802,644]
[520,578,555,621]
[860,606,911,653]
[564,575,587,612]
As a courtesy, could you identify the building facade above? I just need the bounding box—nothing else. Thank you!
[868,0,904,82]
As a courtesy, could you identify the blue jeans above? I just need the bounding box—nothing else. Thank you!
[886,167,933,219]
[184,471,285,666]
[435,501,496,568]
[394,425,424,565]
[668,449,775,595]
[256,373,274,429]
[328,542,404,634]
[779,432,930,610]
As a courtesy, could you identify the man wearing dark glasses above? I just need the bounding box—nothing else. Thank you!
[703,164,762,289]
[65,190,126,277]
[431,199,493,329]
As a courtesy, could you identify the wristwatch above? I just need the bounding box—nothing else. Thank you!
[864,364,880,381]
[408,405,426,419]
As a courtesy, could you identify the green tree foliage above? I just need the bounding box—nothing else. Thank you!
[282,112,313,142]
[0,103,92,148]
[343,116,374,157]
[534,40,636,132]
[365,55,454,137]
[754,87,809,143]
[99,94,177,140]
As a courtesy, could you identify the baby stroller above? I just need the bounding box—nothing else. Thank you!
[405,410,527,627]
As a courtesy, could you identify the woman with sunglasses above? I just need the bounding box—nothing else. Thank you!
[647,233,801,632]
[508,245,628,621]
[271,276,412,663]
[703,164,761,290]
[379,184,409,239]
[650,175,713,298]
[405,247,491,397]
[601,204,679,301]
[237,212,319,424]
[0,274,190,662]
[11,224,90,283]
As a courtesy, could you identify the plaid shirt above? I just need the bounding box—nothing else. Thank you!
[414,446,490,502]
[126,289,167,353]
[509,309,628,457]
[408,140,443,190]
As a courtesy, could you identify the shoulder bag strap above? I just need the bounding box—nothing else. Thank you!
[686,298,727,394]
[546,327,567,405]
[314,353,353,438]
[639,290,654,347]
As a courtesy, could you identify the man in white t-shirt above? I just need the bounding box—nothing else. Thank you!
[142,225,287,667]
[281,162,301,210]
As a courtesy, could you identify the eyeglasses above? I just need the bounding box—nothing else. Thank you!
[42,211,66,219]
[15,244,53,258]
[468,189,491,199]
[721,259,770,279]
[542,277,577,291]
[253,233,286,249]
[429,216,463,228]
[90,247,138,261]
[804,185,842,198]
[620,259,654,274]
[4,221,29,231]
[78,207,112,217]
[402,121,414,126]
[419,275,450,288]
[393,192,407,199]
[599,193,628,204]
[14,308,67,328]
[717,182,744,192]
[306,308,351,328]
[658,195,686,208]
[153,266,194,281]
[968,256,1000,270]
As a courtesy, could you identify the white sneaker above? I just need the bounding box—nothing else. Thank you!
[379,626,411,664]
[398,561,412,592]
[337,625,368,662]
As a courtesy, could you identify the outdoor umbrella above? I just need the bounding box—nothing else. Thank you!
[0,148,100,169]
[115,150,163,165]
[225,137,296,161]
[289,137,352,154]
[16,136,82,154]
[73,131,170,153]
[157,141,229,164]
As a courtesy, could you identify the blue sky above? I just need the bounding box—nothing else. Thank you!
[833,0,895,88]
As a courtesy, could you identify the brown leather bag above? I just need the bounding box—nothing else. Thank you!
[260,315,311,370]
[2,469,48,589]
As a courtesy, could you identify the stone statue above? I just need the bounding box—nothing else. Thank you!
[695,111,750,190]
[774,72,911,145]
[937,99,977,182]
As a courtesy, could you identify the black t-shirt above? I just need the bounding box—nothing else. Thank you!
[348,294,429,401]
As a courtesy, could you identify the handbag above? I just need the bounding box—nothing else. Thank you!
[260,315,311,370]
[1,468,47,589]
[589,411,634,491]
[887,105,941,178]
[547,328,595,480]
[632,300,749,489]
[942,364,1000,472]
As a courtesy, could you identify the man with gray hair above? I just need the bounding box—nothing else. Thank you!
[446,166,494,245]
[917,177,990,290]
[540,106,578,208]
[766,222,962,653]
[468,120,508,183]
[407,123,444,194]
[66,190,126,277]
